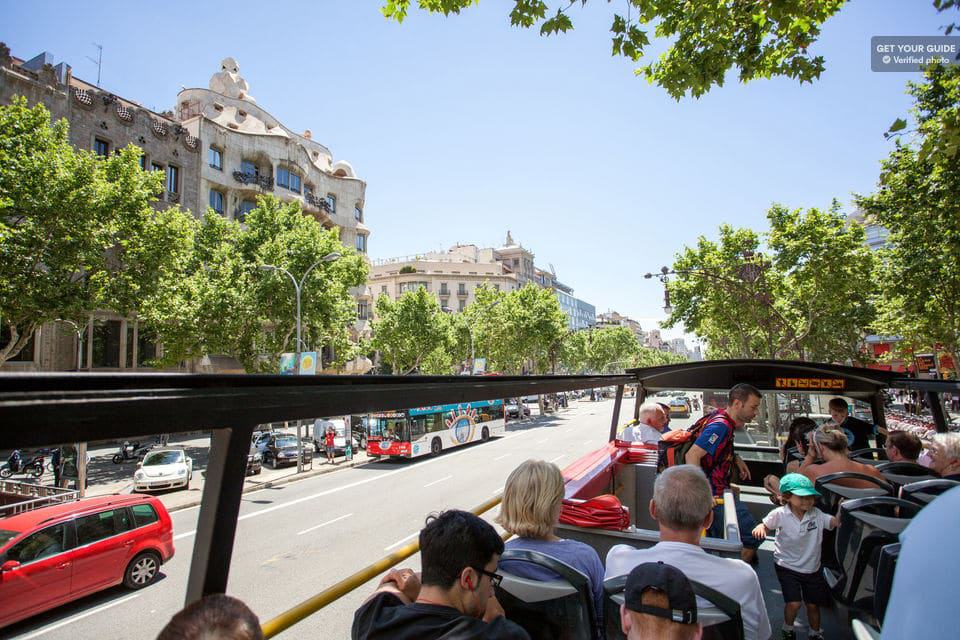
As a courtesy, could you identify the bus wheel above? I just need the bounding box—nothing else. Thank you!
[431,438,442,456]
[481,427,489,442]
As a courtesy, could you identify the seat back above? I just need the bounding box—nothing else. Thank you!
[815,472,893,513]
[872,542,900,625]
[602,574,744,640]
[875,461,939,490]
[495,549,597,640]
[898,478,960,507]
[849,448,888,466]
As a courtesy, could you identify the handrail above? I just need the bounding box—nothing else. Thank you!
[261,493,505,638]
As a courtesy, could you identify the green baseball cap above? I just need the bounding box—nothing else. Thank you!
[779,473,820,497]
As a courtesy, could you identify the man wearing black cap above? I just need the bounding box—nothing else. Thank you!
[620,562,701,640]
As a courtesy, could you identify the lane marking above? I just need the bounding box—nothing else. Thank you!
[582,440,593,445]
[493,454,511,461]
[549,455,566,464]
[297,513,353,536]
[15,593,141,640]
[384,530,419,551]
[424,475,452,488]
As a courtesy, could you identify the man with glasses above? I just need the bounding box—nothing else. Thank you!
[352,509,530,639]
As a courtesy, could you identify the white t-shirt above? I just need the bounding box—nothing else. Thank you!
[605,541,771,640]
[621,421,661,444]
[762,505,835,574]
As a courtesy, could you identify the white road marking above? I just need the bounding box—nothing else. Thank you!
[384,530,420,551]
[493,453,511,461]
[297,513,353,536]
[15,593,141,639]
[549,455,566,463]
[583,440,593,445]
[423,475,453,488]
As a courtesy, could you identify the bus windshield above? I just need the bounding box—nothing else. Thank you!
[368,415,406,440]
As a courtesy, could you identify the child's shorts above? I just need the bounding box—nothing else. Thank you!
[774,564,833,606]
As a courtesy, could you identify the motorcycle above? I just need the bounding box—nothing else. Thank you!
[0,450,45,479]
[112,441,153,464]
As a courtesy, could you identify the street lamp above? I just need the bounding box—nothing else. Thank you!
[442,298,502,374]
[259,251,340,473]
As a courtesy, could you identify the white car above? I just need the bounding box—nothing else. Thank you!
[134,448,193,492]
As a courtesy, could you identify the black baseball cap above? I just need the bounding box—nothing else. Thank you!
[624,562,697,624]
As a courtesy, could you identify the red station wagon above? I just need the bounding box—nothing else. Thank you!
[0,494,175,628]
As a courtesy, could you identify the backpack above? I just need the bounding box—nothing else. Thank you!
[656,410,732,473]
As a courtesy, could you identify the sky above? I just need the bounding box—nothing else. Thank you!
[3,1,952,341]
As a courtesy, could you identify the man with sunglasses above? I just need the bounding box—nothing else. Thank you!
[352,509,530,639]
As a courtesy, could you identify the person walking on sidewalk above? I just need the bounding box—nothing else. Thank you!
[324,426,337,465]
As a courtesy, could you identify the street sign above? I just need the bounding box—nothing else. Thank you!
[473,358,486,374]
[298,351,318,375]
[279,353,296,375]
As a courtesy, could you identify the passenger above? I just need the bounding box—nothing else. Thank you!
[156,593,263,640]
[684,383,760,563]
[797,428,886,488]
[883,430,922,463]
[827,397,878,451]
[605,465,771,640]
[752,474,838,640]
[619,562,702,640]
[780,417,818,471]
[496,459,605,637]
[927,432,960,481]
[880,485,960,639]
[656,402,673,431]
[351,509,530,640]
[621,402,669,445]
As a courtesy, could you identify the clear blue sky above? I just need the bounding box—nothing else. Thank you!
[3,1,949,339]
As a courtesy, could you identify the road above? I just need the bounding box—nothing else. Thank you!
[3,398,623,640]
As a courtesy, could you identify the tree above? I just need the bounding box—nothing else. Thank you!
[371,287,453,374]
[381,0,846,99]
[0,97,195,364]
[857,63,960,371]
[664,203,876,362]
[143,196,368,372]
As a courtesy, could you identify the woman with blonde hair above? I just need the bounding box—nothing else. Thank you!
[496,459,605,635]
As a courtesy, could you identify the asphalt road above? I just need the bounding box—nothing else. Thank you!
[3,399,623,640]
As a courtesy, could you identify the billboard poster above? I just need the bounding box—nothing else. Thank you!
[298,351,318,375]
[279,353,296,375]
[915,353,938,379]
[473,358,486,374]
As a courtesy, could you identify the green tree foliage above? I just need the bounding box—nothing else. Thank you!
[559,326,686,373]
[857,64,960,370]
[0,97,194,364]
[664,203,876,362]
[144,196,367,372]
[380,0,845,99]
[371,286,453,374]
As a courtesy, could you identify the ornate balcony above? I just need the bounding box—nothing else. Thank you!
[304,191,332,214]
[232,171,273,191]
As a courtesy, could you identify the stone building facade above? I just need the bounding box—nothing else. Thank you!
[0,45,200,372]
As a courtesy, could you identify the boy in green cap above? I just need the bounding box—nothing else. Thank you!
[752,473,839,640]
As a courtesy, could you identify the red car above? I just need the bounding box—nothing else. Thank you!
[0,494,174,628]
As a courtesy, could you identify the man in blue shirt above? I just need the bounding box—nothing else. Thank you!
[685,383,761,563]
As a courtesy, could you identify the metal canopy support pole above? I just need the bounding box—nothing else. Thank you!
[609,385,624,442]
[927,391,948,433]
[633,384,642,422]
[185,424,254,604]
[869,394,888,447]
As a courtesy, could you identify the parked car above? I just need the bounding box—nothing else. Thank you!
[522,395,539,404]
[252,430,280,452]
[133,448,193,492]
[0,494,174,628]
[261,434,313,469]
[505,402,531,419]
[246,446,262,475]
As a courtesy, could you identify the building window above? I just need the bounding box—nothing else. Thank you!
[458,283,467,296]
[240,160,260,176]
[325,194,336,214]
[0,325,35,362]
[459,299,467,312]
[139,154,147,170]
[380,285,388,295]
[440,283,449,296]
[237,199,256,223]
[151,162,164,173]
[94,138,110,157]
[357,301,369,320]
[494,284,500,291]
[355,234,367,253]
[276,167,301,193]
[440,298,449,309]
[91,318,122,368]
[209,189,225,215]
[399,282,429,294]
[355,205,362,221]
[166,165,179,194]
[209,146,223,170]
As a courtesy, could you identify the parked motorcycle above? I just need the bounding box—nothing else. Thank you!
[0,449,45,479]
[112,441,153,464]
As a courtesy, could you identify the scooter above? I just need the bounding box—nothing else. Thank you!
[0,450,45,479]
[112,441,153,464]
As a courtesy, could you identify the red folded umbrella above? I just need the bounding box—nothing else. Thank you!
[559,494,631,530]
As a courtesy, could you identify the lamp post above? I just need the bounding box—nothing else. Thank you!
[259,251,340,472]
[54,318,86,371]
[441,298,502,375]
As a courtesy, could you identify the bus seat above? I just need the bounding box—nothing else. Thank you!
[875,461,939,490]
[603,574,744,640]
[849,448,888,466]
[721,490,740,544]
[872,542,900,626]
[898,478,960,507]
[815,472,893,513]
[495,549,598,640]
[851,618,882,640]
[825,497,919,611]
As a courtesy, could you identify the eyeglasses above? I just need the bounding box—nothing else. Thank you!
[475,568,503,588]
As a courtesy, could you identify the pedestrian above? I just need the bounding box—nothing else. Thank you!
[325,426,337,465]
[752,474,838,640]
[51,446,62,488]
